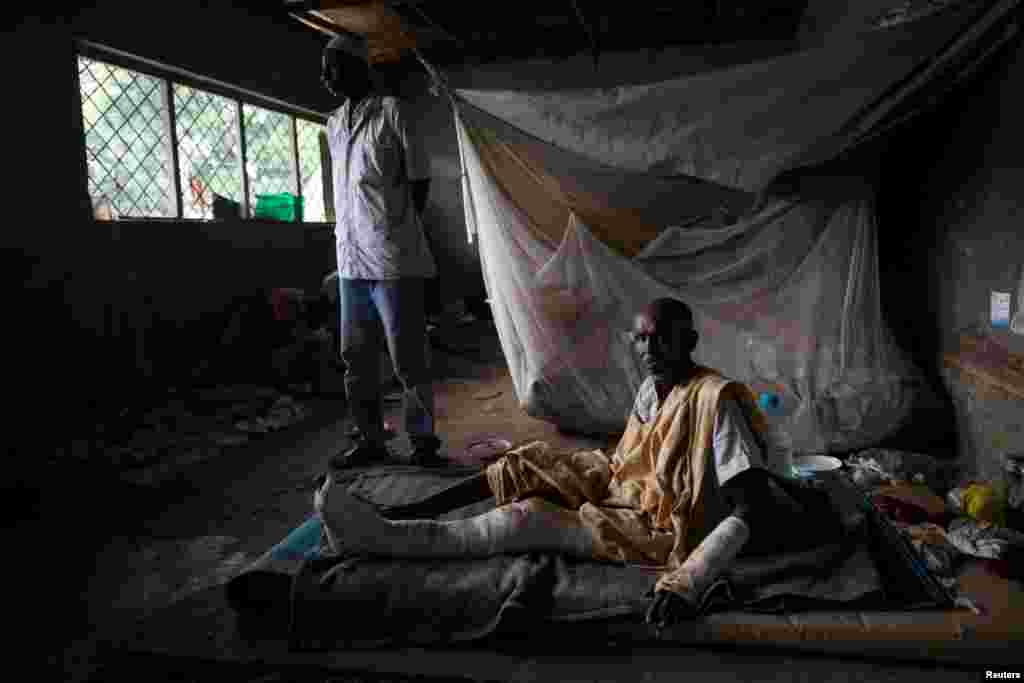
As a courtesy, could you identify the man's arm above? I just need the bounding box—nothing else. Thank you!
[388,97,431,215]
[645,398,771,629]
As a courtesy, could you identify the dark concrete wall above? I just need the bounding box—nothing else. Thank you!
[878,36,1024,480]
[11,6,337,468]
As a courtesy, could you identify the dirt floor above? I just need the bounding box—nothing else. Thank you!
[30,319,983,682]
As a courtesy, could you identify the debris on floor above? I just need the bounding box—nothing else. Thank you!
[57,384,312,485]
[948,481,1006,525]
[845,448,960,491]
[235,395,308,434]
[846,447,1024,585]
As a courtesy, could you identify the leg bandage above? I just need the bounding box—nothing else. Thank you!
[655,515,750,598]
[315,475,595,559]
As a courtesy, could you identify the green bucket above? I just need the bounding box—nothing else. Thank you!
[254,193,303,222]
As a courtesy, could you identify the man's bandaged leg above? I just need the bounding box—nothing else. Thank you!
[315,475,595,559]
[655,516,750,600]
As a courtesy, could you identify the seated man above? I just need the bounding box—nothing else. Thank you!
[315,298,839,629]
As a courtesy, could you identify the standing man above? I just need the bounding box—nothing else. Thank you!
[322,32,442,467]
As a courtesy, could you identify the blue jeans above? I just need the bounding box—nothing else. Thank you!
[338,278,435,440]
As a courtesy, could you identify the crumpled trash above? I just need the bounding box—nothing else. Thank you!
[901,522,963,577]
[945,517,1024,560]
[845,448,956,492]
[235,396,308,434]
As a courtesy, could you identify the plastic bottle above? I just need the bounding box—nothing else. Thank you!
[754,386,800,479]
[744,333,800,478]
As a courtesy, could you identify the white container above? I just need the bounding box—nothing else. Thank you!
[753,386,800,479]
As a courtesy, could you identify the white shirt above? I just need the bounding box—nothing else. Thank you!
[327,95,436,280]
[632,375,766,486]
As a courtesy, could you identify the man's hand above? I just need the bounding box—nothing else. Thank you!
[645,589,699,633]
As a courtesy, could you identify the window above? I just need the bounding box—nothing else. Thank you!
[79,57,176,219]
[77,47,330,223]
[174,85,242,219]
[243,104,295,208]
[296,119,328,223]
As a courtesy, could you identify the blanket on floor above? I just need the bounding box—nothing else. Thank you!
[226,468,952,651]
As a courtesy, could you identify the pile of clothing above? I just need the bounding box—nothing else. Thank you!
[845,449,1024,583]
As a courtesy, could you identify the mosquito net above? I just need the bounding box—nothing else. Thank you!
[436,0,1019,452]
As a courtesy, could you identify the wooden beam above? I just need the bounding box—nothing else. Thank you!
[284,0,427,9]
[289,11,342,36]
[285,1,380,10]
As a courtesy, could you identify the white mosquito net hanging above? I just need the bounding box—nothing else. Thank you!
[440,0,1020,452]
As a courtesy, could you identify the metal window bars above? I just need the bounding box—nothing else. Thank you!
[296,119,327,222]
[79,57,175,219]
[174,85,243,220]
[243,104,296,211]
[78,54,329,223]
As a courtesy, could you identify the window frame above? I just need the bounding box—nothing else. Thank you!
[75,40,333,226]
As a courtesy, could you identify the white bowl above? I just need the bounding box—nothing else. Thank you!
[792,454,843,476]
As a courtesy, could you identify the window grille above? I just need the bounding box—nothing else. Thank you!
[297,119,328,223]
[243,104,296,208]
[77,50,330,224]
[78,56,175,219]
[174,85,242,219]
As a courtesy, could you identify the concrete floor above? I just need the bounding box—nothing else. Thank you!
[33,320,982,682]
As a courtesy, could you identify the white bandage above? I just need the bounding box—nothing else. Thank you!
[383,499,596,559]
[316,475,595,559]
[655,515,750,598]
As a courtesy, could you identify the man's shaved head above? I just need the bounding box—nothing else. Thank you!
[641,298,694,330]
[633,297,698,386]
[322,34,373,100]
